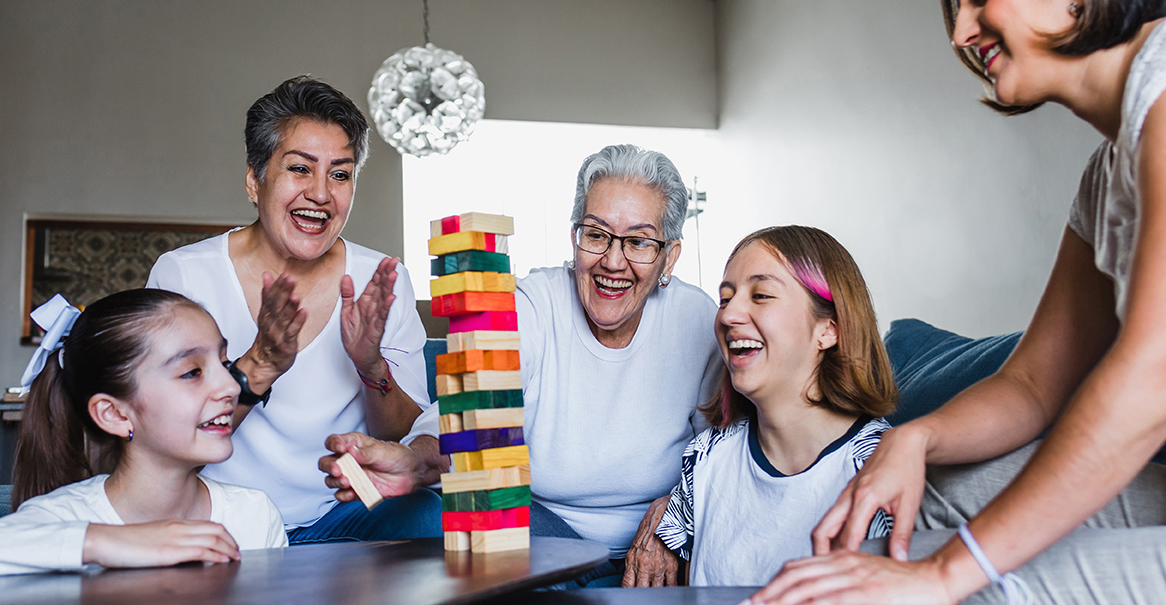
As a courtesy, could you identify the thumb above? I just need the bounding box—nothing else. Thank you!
[340,275,355,301]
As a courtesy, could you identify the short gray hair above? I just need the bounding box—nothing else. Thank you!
[571,144,688,241]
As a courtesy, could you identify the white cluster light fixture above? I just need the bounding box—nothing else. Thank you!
[368,0,485,157]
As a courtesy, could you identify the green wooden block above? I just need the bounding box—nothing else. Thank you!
[438,389,524,414]
[431,250,511,277]
[442,486,532,512]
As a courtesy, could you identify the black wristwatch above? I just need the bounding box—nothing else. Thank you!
[228,359,272,407]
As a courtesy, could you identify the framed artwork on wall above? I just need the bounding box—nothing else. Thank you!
[21,216,237,345]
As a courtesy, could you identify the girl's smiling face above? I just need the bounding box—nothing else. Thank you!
[716,242,836,404]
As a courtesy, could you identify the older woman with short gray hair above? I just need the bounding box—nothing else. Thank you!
[517,144,722,587]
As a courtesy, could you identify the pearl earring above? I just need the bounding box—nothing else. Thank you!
[658,273,672,288]
[1068,2,1080,17]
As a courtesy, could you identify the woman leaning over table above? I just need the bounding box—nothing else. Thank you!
[518,144,722,587]
[750,1,1166,603]
[147,76,446,544]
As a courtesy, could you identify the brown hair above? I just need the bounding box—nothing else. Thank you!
[700,226,897,428]
[12,289,202,508]
[940,0,1166,115]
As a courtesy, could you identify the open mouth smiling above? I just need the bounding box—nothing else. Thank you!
[727,338,764,359]
[594,275,633,297]
[197,412,233,434]
[291,208,329,231]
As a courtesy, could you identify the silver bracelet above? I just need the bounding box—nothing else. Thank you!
[957,524,1033,605]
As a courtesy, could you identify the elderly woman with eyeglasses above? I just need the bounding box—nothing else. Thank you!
[516,144,722,587]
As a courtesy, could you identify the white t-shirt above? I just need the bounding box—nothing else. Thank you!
[656,417,891,586]
[516,264,722,557]
[1069,20,1166,322]
[0,474,286,576]
[147,232,437,527]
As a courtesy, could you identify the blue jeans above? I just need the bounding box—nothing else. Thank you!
[530,501,625,588]
[286,489,442,545]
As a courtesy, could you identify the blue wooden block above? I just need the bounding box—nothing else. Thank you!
[440,427,525,454]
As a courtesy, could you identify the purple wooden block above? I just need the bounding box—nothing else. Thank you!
[440,427,525,454]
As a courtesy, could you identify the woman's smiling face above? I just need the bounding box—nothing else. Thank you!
[246,118,356,261]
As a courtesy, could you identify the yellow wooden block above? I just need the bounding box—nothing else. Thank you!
[439,413,464,434]
[428,231,509,256]
[471,527,529,553]
[452,445,530,472]
[463,370,522,392]
[441,465,531,493]
[462,407,525,430]
[445,531,471,551]
[446,331,521,353]
[436,374,463,397]
[335,453,383,510]
[430,272,517,298]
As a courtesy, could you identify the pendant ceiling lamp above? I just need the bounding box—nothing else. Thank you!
[368,0,485,157]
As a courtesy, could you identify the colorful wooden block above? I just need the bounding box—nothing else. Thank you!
[439,427,525,454]
[335,453,383,510]
[436,349,522,375]
[431,213,515,237]
[428,231,509,256]
[471,527,530,553]
[435,374,463,397]
[442,506,530,531]
[442,486,532,512]
[438,389,523,414]
[430,271,517,298]
[431,250,511,276]
[445,531,471,551]
[431,292,516,318]
[451,445,529,472]
[439,413,464,434]
[446,330,521,353]
[463,370,522,392]
[441,465,531,493]
[462,407,525,430]
[449,311,518,334]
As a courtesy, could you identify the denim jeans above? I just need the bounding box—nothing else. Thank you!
[286,488,443,545]
[530,500,625,589]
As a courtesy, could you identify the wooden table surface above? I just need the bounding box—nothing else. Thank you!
[496,587,760,605]
[0,537,609,605]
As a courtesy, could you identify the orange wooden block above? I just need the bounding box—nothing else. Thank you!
[436,350,521,375]
[431,292,516,317]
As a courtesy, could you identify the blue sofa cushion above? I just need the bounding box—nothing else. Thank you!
[1,484,10,516]
[423,338,448,404]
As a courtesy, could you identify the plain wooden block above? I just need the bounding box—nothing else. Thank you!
[462,407,525,430]
[442,506,530,531]
[462,370,522,392]
[441,486,532,512]
[431,250,511,276]
[428,231,508,256]
[439,413,464,434]
[439,426,525,454]
[444,530,471,551]
[441,465,531,493]
[471,527,530,553]
[435,374,463,397]
[431,292,516,318]
[448,311,518,333]
[430,271,516,298]
[335,453,383,510]
[438,389,524,414]
[451,445,529,472]
[446,331,521,353]
[431,213,515,236]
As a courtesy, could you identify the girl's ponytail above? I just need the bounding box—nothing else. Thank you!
[12,355,92,509]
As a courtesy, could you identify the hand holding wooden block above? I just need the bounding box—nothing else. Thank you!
[335,453,383,510]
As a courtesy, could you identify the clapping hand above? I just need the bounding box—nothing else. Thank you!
[340,257,398,380]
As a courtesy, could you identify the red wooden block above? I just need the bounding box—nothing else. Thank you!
[449,311,518,333]
[441,506,531,531]
[431,292,516,317]
[442,215,460,234]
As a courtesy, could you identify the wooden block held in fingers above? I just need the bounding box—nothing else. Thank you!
[445,531,471,551]
[448,311,518,333]
[462,370,522,392]
[446,331,520,353]
[441,486,532,512]
[431,292,516,317]
[335,453,383,510]
[439,426,525,454]
[441,465,531,493]
[439,413,464,434]
[451,445,529,472]
[431,250,511,276]
[438,389,524,414]
[430,271,517,298]
[435,374,464,397]
[462,407,525,430]
[428,231,508,256]
[471,527,530,553]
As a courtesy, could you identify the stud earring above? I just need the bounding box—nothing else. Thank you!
[567,259,576,271]
[126,429,133,443]
[1068,2,1080,17]
[658,273,672,288]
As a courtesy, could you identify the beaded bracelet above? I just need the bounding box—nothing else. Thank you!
[957,524,1033,605]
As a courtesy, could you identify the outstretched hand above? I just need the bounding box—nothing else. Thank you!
[340,257,398,380]
[83,520,241,568]
[319,432,423,500]
[812,426,930,561]
[248,272,306,383]
[622,495,681,586]
[748,550,954,605]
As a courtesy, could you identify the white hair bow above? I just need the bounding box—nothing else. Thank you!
[20,294,82,391]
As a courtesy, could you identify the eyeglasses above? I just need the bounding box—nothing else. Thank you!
[572,223,667,264]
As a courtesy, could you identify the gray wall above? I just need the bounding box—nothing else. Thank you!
[0,0,716,385]
[711,0,1104,338]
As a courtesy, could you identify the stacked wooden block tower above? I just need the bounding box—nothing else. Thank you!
[430,212,530,553]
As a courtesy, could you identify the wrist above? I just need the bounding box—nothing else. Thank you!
[357,357,394,394]
[237,349,281,394]
[930,537,991,603]
[896,421,938,461]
